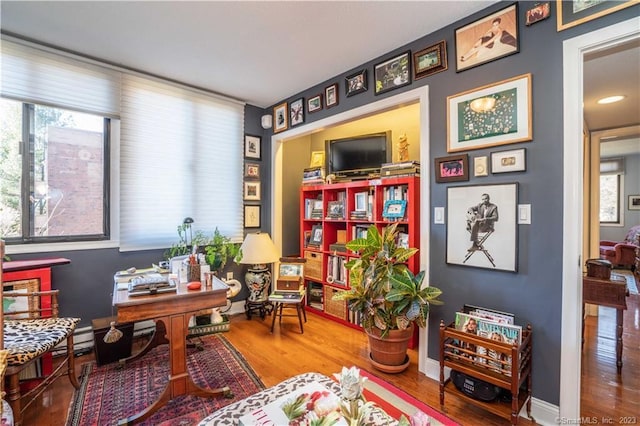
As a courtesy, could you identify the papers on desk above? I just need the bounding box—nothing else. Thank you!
[114,267,175,292]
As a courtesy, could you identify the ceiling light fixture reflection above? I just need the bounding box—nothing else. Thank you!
[597,95,625,104]
[469,97,496,113]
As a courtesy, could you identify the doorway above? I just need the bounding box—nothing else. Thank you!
[562,16,640,420]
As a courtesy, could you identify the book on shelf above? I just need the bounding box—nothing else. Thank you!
[238,381,347,426]
[326,254,347,285]
[302,167,325,181]
[381,160,420,170]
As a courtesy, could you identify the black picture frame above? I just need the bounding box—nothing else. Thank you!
[309,225,323,247]
[446,183,518,272]
[244,134,261,160]
[455,3,519,72]
[345,69,368,97]
[374,51,411,95]
[290,98,304,127]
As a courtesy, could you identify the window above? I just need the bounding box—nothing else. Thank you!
[1,99,109,243]
[599,157,624,224]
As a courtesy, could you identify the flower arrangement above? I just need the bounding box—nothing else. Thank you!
[333,366,376,426]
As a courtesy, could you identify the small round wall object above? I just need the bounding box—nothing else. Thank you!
[187,281,202,290]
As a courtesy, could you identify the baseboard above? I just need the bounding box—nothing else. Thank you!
[423,356,559,425]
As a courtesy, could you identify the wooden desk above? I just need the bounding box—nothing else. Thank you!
[582,274,628,373]
[113,277,230,425]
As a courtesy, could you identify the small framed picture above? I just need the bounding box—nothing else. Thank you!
[526,2,550,26]
[244,162,260,179]
[413,40,448,80]
[279,260,304,278]
[382,200,407,219]
[309,224,323,247]
[491,148,526,173]
[244,205,261,228]
[274,102,288,133]
[308,94,323,113]
[345,69,367,97]
[434,154,469,183]
[325,84,339,108]
[244,134,261,160]
[290,98,304,127]
[243,181,261,201]
[309,151,325,168]
[354,192,368,212]
[629,195,640,211]
[455,3,519,72]
[374,51,411,95]
[327,201,345,219]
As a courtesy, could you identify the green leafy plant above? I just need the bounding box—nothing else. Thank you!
[333,223,442,338]
[164,225,239,275]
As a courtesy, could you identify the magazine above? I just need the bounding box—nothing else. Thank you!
[238,382,347,426]
[463,304,515,325]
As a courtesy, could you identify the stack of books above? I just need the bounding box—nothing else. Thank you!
[380,161,420,178]
[302,166,326,185]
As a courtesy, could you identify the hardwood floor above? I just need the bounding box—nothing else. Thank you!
[24,293,639,426]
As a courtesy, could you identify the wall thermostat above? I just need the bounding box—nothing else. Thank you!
[474,156,488,177]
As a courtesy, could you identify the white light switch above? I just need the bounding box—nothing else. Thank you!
[434,207,445,224]
[518,204,531,224]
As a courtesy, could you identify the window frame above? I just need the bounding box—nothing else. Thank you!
[599,173,624,226]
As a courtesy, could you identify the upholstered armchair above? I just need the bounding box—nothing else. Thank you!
[600,225,640,269]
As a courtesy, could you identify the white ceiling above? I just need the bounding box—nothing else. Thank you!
[0,0,496,108]
[1,0,638,143]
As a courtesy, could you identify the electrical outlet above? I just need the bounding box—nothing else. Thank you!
[226,272,233,280]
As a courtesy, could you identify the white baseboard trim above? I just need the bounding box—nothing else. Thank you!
[423,357,559,425]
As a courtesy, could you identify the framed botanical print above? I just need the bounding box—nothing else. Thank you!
[290,98,304,127]
[274,102,288,133]
[244,205,261,228]
[244,162,260,179]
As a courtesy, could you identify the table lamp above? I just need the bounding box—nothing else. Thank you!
[237,232,280,306]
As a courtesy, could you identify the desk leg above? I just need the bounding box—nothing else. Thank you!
[118,319,169,366]
[117,314,231,425]
[616,308,624,374]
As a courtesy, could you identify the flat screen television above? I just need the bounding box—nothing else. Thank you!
[325,131,391,178]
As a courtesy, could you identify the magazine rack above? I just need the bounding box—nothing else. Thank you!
[439,320,533,425]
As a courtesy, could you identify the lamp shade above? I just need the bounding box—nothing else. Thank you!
[238,233,280,265]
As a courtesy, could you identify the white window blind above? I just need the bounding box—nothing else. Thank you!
[600,157,624,175]
[0,39,121,117]
[120,74,244,251]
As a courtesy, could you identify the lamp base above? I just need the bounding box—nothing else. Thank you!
[244,264,274,319]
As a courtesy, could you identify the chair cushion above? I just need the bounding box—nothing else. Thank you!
[3,317,80,366]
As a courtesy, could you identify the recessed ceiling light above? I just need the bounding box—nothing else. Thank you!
[597,95,626,104]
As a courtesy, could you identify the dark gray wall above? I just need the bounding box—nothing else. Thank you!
[260,1,640,406]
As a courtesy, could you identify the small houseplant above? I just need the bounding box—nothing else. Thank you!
[333,223,442,372]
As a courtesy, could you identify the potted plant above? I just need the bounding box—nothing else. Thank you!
[204,228,240,276]
[333,223,442,373]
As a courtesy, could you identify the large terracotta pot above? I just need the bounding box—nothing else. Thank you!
[366,324,413,373]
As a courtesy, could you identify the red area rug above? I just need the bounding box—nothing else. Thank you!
[360,370,460,426]
[65,334,265,426]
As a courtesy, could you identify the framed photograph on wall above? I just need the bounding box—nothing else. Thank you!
[629,195,640,211]
[491,148,526,173]
[446,183,518,272]
[244,162,260,179]
[434,154,469,183]
[413,40,448,80]
[274,102,288,133]
[447,73,532,152]
[244,205,261,228]
[290,98,304,127]
[244,134,261,160]
[557,0,638,31]
[243,181,261,201]
[308,94,323,113]
[345,69,367,97]
[455,3,519,72]
[526,2,550,26]
[374,51,411,95]
[325,84,339,108]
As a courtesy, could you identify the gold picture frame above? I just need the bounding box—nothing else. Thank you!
[309,151,325,168]
[273,102,288,133]
[557,0,639,31]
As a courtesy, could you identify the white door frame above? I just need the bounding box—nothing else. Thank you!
[561,16,640,419]
[270,86,432,371]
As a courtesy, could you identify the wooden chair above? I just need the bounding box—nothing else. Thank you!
[2,288,80,426]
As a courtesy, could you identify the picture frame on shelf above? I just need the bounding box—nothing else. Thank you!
[382,199,407,219]
[434,154,469,183]
[309,225,323,247]
[446,183,518,272]
[244,162,260,179]
[244,205,261,228]
[327,201,345,219]
[526,2,550,26]
[290,98,304,127]
[325,84,339,108]
[557,0,637,31]
[629,195,640,211]
[374,51,411,95]
[243,181,261,201]
[413,40,448,80]
[354,192,368,212]
[455,3,519,72]
[309,151,325,168]
[308,94,323,113]
[279,260,304,278]
[345,69,367,97]
[274,102,288,133]
[244,134,261,160]
[491,148,526,173]
[447,73,532,153]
